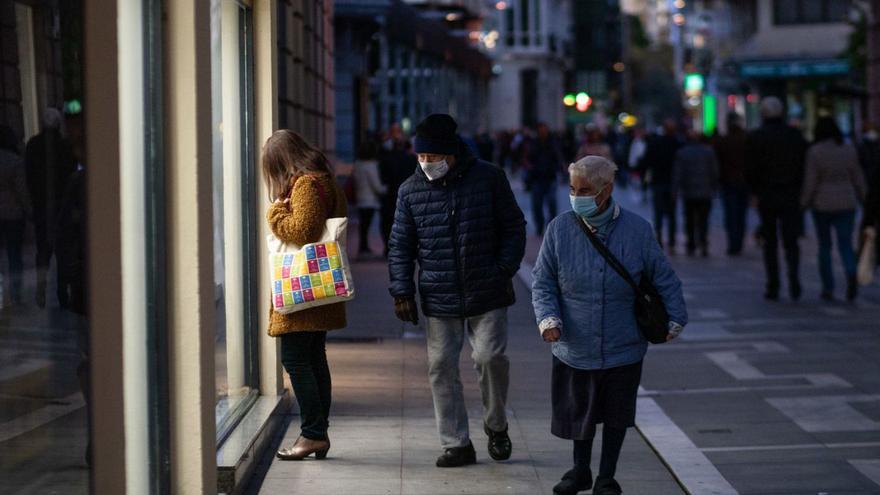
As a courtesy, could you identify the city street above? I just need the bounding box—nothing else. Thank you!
[252,179,880,494]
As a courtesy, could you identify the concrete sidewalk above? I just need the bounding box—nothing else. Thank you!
[252,256,684,495]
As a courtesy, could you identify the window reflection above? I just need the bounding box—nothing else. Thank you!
[0,1,89,492]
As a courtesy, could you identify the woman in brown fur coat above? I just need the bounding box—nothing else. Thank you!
[263,130,347,460]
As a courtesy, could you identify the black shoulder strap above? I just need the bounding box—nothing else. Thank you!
[571,211,642,295]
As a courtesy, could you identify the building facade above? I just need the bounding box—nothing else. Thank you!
[334,0,491,163]
[0,0,335,494]
[487,0,571,132]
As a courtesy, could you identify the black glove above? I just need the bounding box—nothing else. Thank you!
[393,297,419,325]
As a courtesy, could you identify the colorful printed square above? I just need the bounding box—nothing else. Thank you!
[305,245,317,260]
[274,267,283,280]
[308,260,320,273]
[282,266,291,279]
[274,280,282,294]
[273,255,282,269]
[291,277,301,291]
[332,269,344,283]
[299,275,312,289]
[324,284,335,296]
[283,293,294,306]
[303,289,314,302]
[329,255,340,269]
[283,254,294,265]
[293,291,304,304]
[274,294,284,308]
[294,252,304,266]
[316,244,328,258]
[321,271,334,285]
[335,282,348,296]
[282,279,292,292]
[318,258,331,271]
[310,274,322,287]
[298,262,310,276]
[312,286,325,300]
[326,242,338,256]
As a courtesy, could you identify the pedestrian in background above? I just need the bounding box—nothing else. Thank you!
[0,125,31,306]
[745,97,808,301]
[263,129,348,461]
[641,119,682,252]
[858,123,879,183]
[576,123,613,162]
[353,140,386,257]
[532,155,687,495]
[714,113,749,255]
[378,129,417,258]
[801,117,867,301]
[388,114,526,468]
[673,130,719,257]
[525,123,566,236]
[25,108,76,309]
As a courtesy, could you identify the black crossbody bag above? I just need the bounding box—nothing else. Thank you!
[572,212,669,344]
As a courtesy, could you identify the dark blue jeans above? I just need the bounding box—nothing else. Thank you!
[530,180,558,236]
[812,210,857,294]
[280,331,332,440]
[722,185,749,254]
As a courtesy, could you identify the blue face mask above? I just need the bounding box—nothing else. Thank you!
[570,187,606,218]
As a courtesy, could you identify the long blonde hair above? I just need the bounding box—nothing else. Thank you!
[261,129,333,201]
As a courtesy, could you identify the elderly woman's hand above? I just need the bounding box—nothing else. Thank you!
[542,327,561,343]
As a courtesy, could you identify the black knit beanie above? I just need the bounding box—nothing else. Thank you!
[413,114,459,155]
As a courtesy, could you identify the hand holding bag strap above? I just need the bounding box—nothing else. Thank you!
[571,211,642,296]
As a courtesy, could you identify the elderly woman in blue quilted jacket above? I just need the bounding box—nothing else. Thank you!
[532,155,688,495]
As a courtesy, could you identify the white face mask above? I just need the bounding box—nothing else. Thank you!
[419,159,450,181]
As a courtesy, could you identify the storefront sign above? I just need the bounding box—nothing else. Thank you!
[740,59,849,78]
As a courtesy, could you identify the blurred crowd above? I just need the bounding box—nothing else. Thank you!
[351,97,879,303]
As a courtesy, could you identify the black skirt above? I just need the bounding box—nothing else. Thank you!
[551,356,643,440]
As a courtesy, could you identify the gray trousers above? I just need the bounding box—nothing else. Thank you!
[425,307,510,449]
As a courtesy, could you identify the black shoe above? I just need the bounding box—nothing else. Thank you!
[789,280,802,301]
[435,441,477,468]
[821,291,835,302]
[847,275,858,301]
[485,424,512,461]
[593,477,623,495]
[764,288,779,301]
[553,467,593,495]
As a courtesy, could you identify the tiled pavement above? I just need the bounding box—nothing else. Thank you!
[253,177,880,495]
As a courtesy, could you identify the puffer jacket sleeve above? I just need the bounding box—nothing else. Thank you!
[531,224,562,324]
[388,188,418,298]
[642,226,688,326]
[492,168,527,277]
[267,176,328,246]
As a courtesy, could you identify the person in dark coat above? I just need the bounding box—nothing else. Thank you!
[858,123,879,184]
[25,108,76,308]
[745,97,808,301]
[388,114,526,468]
[672,130,720,257]
[714,113,749,255]
[0,125,31,306]
[525,122,566,236]
[378,133,418,257]
[641,119,682,251]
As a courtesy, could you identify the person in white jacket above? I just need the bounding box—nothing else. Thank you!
[353,141,387,255]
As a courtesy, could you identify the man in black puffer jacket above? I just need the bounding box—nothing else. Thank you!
[389,114,526,468]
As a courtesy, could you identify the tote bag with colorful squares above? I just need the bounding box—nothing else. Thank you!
[267,216,355,315]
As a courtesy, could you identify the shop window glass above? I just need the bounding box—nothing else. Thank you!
[210,0,259,445]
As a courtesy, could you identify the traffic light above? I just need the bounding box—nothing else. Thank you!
[575,92,592,112]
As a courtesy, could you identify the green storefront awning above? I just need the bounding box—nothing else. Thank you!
[740,59,850,78]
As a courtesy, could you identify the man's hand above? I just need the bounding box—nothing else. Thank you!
[394,297,419,325]
[542,327,561,343]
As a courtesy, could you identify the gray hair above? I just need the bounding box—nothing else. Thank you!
[760,97,784,119]
[568,155,618,188]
